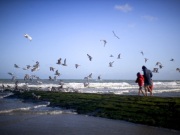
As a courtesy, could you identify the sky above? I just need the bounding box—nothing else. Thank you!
[0,0,180,80]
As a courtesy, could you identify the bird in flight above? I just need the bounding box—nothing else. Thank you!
[155,62,162,66]
[152,68,159,73]
[56,58,62,65]
[112,31,120,39]
[100,40,107,47]
[24,34,32,41]
[170,58,174,61]
[62,59,67,66]
[109,61,114,67]
[144,58,148,63]
[87,54,92,61]
[75,64,80,69]
[14,64,20,68]
[117,54,121,59]
[50,67,55,71]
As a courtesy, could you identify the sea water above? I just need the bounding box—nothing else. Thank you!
[0,79,180,134]
[0,79,180,97]
[0,79,180,116]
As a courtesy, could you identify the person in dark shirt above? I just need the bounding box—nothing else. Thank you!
[142,66,153,96]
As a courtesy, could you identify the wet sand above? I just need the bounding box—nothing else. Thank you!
[0,114,179,135]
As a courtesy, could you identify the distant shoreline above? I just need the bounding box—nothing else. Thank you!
[9,90,180,131]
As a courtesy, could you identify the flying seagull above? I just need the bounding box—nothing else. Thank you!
[144,58,148,63]
[170,58,174,61]
[56,58,62,65]
[55,70,60,76]
[50,67,55,71]
[24,34,32,41]
[117,54,121,59]
[112,31,120,39]
[88,73,92,79]
[152,68,159,73]
[75,64,80,69]
[97,75,101,81]
[110,54,114,57]
[159,64,163,69]
[8,72,14,76]
[140,51,144,56]
[176,68,180,72]
[100,40,107,47]
[87,54,92,61]
[14,64,20,68]
[155,62,162,66]
[109,61,114,67]
[62,59,67,66]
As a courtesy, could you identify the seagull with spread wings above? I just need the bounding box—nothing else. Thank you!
[100,40,107,47]
[112,31,120,39]
[24,34,32,41]
[87,54,92,61]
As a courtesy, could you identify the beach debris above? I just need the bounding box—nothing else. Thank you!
[109,61,114,67]
[87,54,92,61]
[100,40,107,47]
[112,30,120,39]
[24,34,32,41]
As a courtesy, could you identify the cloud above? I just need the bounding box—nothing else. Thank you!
[142,15,158,21]
[114,4,133,13]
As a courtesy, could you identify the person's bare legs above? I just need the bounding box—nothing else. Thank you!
[144,86,148,96]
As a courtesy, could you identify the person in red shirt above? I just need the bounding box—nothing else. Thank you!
[135,72,145,96]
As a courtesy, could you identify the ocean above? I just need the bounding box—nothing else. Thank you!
[0,79,180,134]
[1,79,180,96]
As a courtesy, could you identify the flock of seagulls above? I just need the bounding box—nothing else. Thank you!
[3,31,180,91]
[140,51,179,73]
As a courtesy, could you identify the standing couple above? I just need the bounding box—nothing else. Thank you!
[136,66,153,96]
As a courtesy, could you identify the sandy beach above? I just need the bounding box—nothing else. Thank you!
[0,114,179,135]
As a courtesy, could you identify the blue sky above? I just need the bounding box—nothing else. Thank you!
[0,0,180,80]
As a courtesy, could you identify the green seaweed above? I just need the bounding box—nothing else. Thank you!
[11,91,180,130]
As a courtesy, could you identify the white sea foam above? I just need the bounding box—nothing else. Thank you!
[0,80,180,96]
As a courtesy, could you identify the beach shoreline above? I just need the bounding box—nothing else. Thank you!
[1,113,180,135]
[7,90,180,131]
